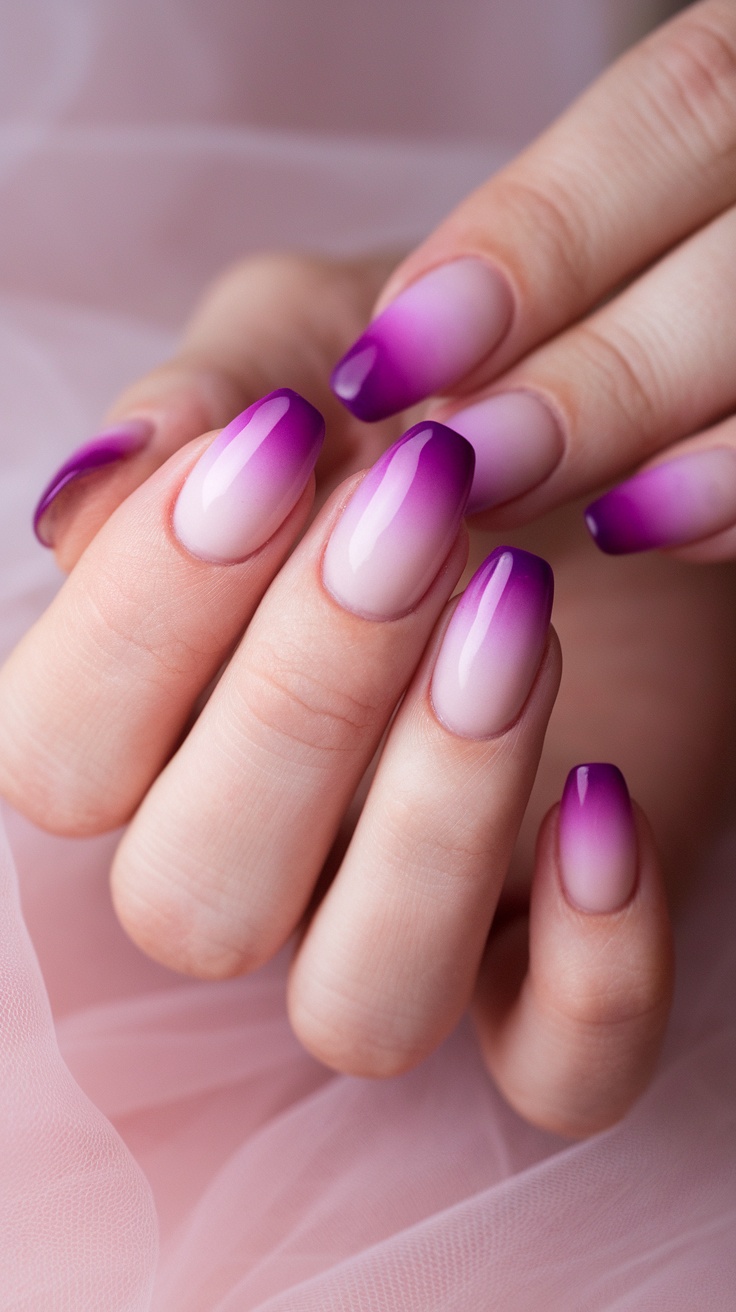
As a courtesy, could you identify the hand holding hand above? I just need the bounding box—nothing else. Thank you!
[330,0,736,561]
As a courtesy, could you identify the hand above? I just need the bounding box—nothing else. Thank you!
[1,250,730,1138]
[329,0,736,562]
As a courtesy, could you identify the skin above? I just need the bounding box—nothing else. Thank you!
[2,0,736,1136]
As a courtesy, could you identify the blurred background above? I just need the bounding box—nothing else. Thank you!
[0,0,684,327]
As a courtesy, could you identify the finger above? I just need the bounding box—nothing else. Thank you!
[110,423,474,979]
[288,548,558,1078]
[0,391,324,834]
[447,201,736,522]
[474,766,674,1138]
[34,252,395,570]
[584,413,736,562]
[330,1,736,427]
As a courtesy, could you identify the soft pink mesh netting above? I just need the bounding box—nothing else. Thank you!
[0,2,734,1307]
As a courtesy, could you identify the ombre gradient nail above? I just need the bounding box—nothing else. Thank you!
[330,259,513,423]
[322,421,474,620]
[431,546,553,738]
[449,392,563,514]
[585,447,736,555]
[559,764,637,913]
[173,388,324,563]
[33,419,153,547]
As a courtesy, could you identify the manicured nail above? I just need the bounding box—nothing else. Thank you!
[33,419,153,546]
[322,421,474,620]
[173,389,324,563]
[430,545,553,738]
[559,764,637,913]
[448,392,563,514]
[331,259,513,422]
[585,447,736,555]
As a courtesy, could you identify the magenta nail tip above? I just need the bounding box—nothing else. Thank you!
[172,387,325,564]
[331,334,414,423]
[584,485,662,556]
[331,259,513,424]
[561,762,631,815]
[457,544,553,632]
[585,447,736,555]
[369,418,476,495]
[430,544,553,739]
[32,419,153,546]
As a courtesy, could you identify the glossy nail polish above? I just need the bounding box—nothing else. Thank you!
[559,764,637,913]
[322,421,474,619]
[448,391,563,514]
[173,389,324,563]
[330,259,513,422]
[33,419,153,546]
[585,447,736,554]
[430,545,553,738]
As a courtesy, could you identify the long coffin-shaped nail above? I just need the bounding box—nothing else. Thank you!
[33,419,153,546]
[585,447,736,554]
[173,389,325,563]
[330,259,513,423]
[322,420,474,620]
[448,391,563,514]
[559,763,637,913]
[431,545,553,738]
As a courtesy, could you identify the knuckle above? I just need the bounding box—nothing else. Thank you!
[240,643,380,760]
[499,174,596,305]
[574,318,665,438]
[381,797,490,883]
[646,9,736,160]
[82,562,208,682]
[548,956,666,1033]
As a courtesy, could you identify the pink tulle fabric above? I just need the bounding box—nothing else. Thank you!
[1,2,735,1307]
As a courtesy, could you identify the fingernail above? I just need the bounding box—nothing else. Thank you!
[559,764,637,913]
[33,419,153,547]
[322,420,474,619]
[173,388,324,563]
[430,545,553,738]
[330,259,513,422]
[448,392,563,514]
[585,447,736,555]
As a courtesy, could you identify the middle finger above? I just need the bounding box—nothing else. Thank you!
[112,421,474,977]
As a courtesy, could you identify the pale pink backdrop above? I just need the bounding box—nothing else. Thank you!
[0,2,734,1307]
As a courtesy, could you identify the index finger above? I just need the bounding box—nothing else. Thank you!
[331,0,736,421]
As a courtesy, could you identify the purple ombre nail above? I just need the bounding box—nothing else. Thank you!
[172,389,324,563]
[330,259,513,422]
[559,764,637,913]
[33,419,153,546]
[585,447,736,555]
[430,546,553,738]
[449,391,563,514]
[322,421,474,620]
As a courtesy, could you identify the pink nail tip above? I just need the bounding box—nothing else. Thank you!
[322,420,474,620]
[172,388,325,564]
[585,447,736,554]
[331,258,513,423]
[431,545,553,738]
[32,419,153,546]
[559,763,637,913]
